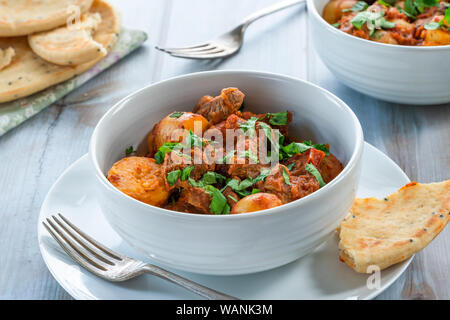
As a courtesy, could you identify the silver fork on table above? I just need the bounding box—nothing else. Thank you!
[43,214,237,300]
[156,0,305,59]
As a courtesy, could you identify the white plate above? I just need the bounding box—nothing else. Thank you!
[38,142,412,300]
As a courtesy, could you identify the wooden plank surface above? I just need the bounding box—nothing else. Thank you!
[0,0,448,300]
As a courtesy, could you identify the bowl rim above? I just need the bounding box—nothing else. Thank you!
[89,69,364,221]
[306,0,450,51]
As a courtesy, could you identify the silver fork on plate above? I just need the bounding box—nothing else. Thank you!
[156,0,305,59]
[43,214,237,300]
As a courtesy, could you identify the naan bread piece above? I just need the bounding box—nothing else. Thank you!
[0,0,120,103]
[0,47,15,70]
[28,12,106,66]
[0,0,94,37]
[338,181,449,273]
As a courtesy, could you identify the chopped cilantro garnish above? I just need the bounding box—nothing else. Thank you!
[286,163,295,171]
[303,140,330,155]
[259,122,278,147]
[282,167,291,186]
[186,130,205,148]
[167,170,181,186]
[396,4,416,18]
[239,150,259,163]
[332,22,341,28]
[399,0,439,20]
[222,150,236,164]
[125,146,135,156]
[267,111,288,125]
[351,11,395,35]
[154,142,185,164]
[425,7,450,29]
[377,0,392,7]
[169,111,184,118]
[251,188,260,194]
[253,167,272,183]
[222,167,272,196]
[201,171,226,185]
[204,185,229,215]
[240,117,259,137]
[343,1,369,12]
[228,194,239,202]
[280,141,330,159]
[404,0,418,17]
[188,171,225,188]
[180,166,193,181]
[188,177,204,188]
[305,163,326,188]
[222,203,231,215]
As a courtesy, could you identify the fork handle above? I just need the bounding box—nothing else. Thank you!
[241,0,306,30]
[142,264,238,300]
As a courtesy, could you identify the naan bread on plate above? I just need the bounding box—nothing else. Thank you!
[0,0,94,37]
[338,180,449,273]
[0,0,120,103]
[0,47,15,71]
[28,12,107,66]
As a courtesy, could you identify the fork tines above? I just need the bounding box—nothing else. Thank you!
[43,214,122,275]
[155,43,226,59]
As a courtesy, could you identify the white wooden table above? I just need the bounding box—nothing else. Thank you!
[0,0,448,300]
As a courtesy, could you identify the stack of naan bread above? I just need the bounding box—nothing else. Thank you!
[0,0,120,103]
[338,180,449,273]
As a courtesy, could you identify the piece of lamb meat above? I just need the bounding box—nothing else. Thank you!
[193,88,245,125]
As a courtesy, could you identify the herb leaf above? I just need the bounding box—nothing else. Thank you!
[204,185,229,215]
[240,117,259,137]
[180,166,193,181]
[188,171,226,188]
[167,170,181,186]
[201,171,226,185]
[125,146,135,156]
[154,142,185,164]
[267,111,288,125]
[377,0,392,7]
[351,11,395,35]
[305,163,326,188]
[343,1,369,12]
[239,150,259,163]
[186,130,205,148]
[259,122,277,147]
[282,167,291,186]
[169,111,184,118]
[424,7,450,29]
[223,150,236,164]
[424,21,441,29]
[281,141,330,159]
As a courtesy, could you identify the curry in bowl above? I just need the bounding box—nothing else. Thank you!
[323,0,450,45]
[107,88,344,215]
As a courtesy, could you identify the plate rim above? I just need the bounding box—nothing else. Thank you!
[38,142,413,300]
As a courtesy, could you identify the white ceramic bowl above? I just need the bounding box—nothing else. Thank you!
[89,70,364,275]
[307,0,450,105]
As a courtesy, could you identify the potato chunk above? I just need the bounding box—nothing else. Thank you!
[322,0,358,24]
[424,29,450,46]
[147,111,210,154]
[231,193,282,214]
[107,157,169,206]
